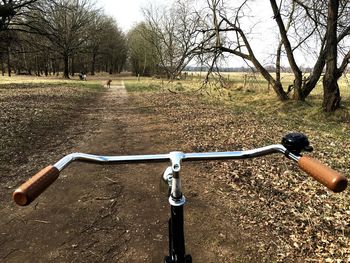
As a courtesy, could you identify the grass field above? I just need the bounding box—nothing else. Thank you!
[163,71,350,98]
[0,75,103,90]
[124,72,350,123]
[124,75,350,150]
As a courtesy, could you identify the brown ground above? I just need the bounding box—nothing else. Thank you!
[0,80,349,262]
[0,82,265,263]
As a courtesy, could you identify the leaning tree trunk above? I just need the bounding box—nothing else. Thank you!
[322,0,341,112]
[302,53,326,98]
[250,54,288,100]
[270,0,303,101]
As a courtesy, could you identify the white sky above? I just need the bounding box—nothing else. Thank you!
[96,0,312,67]
[96,0,157,31]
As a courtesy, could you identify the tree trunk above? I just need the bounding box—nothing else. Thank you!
[91,53,96,75]
[273,81,288,101]
[1,56,4,76]
[250,55,288,100]
[270,0,303,101]
[70,55,75,76]
[292,74,303,100]
[35,56,40,76]
[52,62,56,75]
[322,0,341,112]
[63,53,69,79]
[142,53,147,75]
[7,46,11,77]
[301,53,326,98]
[276,41,282,83]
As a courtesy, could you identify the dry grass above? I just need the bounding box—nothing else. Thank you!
[124,72,350,124]
[0,74,110,89]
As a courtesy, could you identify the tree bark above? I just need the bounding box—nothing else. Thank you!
[252,56,288,100]
[218,24,289,101]
[91,52,96,75]
[322,0,341,112]
[7,46,11,77]
[302,52,326,98]
[63,53,69,79]
[276,41,282,83]
[1,55,4,76]
[70,55,75,76]
[270,0,303,100]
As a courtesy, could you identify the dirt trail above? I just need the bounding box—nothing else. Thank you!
[0,82,267,262]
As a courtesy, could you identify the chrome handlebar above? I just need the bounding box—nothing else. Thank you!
[53,144,300,172]
[13,141,347,207]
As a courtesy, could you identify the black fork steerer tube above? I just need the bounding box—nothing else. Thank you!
[165,163,191,262]
[169,204,186,262]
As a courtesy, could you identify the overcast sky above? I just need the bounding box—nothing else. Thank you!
[96,0,155,31]
[95,0,311,67]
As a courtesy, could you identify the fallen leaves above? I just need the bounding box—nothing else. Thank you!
[1,84,349,262]
[0,83,102,185]
[139,91,350,262]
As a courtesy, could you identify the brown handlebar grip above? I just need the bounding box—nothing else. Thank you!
[13,165,60,206]
[298,156,347,193]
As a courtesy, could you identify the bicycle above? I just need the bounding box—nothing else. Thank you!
[13,133,348,263]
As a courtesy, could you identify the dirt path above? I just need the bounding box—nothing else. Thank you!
[0,82,271,262]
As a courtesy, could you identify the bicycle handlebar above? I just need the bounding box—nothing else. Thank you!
[13,165,60,206]
[13,144,347,206]
[298,156,347,193]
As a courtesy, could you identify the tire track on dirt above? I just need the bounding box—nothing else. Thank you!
[0,81,169,262]
[0,82,267,263]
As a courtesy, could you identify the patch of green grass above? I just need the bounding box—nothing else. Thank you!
[0,76,103,90]
[69,81,102,90]
[124,80,161,92]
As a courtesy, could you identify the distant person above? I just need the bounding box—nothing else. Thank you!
[79,71,87,81]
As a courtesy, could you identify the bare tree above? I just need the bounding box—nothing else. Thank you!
[197,0,350,109]
[322,0,341,112]
[0,0,38,31]
[196,0,289,100]
[291,0,350,111]
[27,0,96,78]
[1,0,128,77]
[87,11,108,75]
[93,17,127,74]
[127,23,159,76]
[142,0,201,79]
